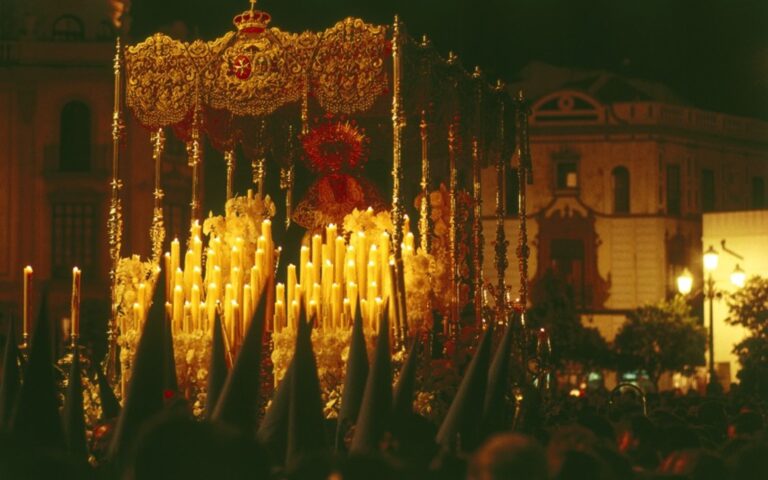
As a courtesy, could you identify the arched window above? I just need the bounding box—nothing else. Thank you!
[612,166,630,213]
[52,15,85,41]
[59,101,91,172]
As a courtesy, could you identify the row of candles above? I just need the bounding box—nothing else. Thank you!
[273,222,416,337]
[21,265,81,347]
[20,213,415,355]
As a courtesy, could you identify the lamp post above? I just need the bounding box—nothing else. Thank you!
[677,242,746,394]
[702,245,720,394]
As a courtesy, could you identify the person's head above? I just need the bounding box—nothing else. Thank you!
[468,433,547,480]
[127,412,269,479]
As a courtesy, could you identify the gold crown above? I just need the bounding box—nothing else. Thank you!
[233,0,271,35]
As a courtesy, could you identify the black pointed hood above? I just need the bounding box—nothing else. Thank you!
[482,316,515,434]
[205,313,228,419]
[391,336,420,429]
[109,274,168,459]
[62,351,88,463]
[286,308,327,466]
[436,325,493,452]
[162,307,178,394]
[211,284,266,430]
[0,322,21,430]
[336,301,369,451]
[95,364,121,421]
[256,356,295,464]
[350,306,392,454]
[10,289,65,450]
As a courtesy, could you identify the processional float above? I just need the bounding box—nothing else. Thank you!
[100,0,544,419]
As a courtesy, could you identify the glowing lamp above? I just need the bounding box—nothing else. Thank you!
[676,269,693,295]
[730,264,746,288]
[703,245,719,272]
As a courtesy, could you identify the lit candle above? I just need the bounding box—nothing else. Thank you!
[206,284,218,326]
[347,281,358,321]
[343,297,351,328]
[369,244,380,287]
[183,301,191,333]
[287,264,297,310]
[231,245,241,271]
[276,282,285,311]
[309,300,318,326]
[231,300,240,347]
[405,232,415,251]
[192,235,203,270]
[164,253,172,298]
[367,260,377,300]
[173,285,184,333]
[322,260,333,305]
[331,283,341,329]
[213,266,222,300]
[374,297,384,334]
[170,238,180,277]
[232,266,242,308]
[71,267,81,341]
[380,230,390,265]
[312,283,321,327]
[191,284,201,331]
[274,300,284,333]
[299,246,310,289]
[326,224,337,251]
[205,248,216,284]
[335,236,345,284]
[312,234,322,284]
[356,232,368,296]
[255,249,265,285]
[22,266,33,341]
[262,219,273,270]
[243,284,252,332]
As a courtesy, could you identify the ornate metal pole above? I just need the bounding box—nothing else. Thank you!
[251,119,267,197]
[419,110,431,254]
[391,16,408,345]
[280,124,295,228]
[224,150,235,201]
[493,80,509,322]
[512,90,533,382]
[513,90,532,313]
[188,96,203,224]
[106,37,125,384]
[448,116,459,337]
[471,66,484,327]
[150,127,166,265]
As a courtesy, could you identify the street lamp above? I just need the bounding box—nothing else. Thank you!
[730,264,746,288]
[703,245,720,394]
[678,242,746,395]
[676,268,693,296]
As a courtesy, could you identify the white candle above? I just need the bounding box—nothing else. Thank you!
[23,266,33,340]
[173,285,184,333]
[170,239,180,277]
[71,267,81,340]
[191,284,201,330]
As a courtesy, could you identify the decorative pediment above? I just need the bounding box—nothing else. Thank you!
[531,90,604,124]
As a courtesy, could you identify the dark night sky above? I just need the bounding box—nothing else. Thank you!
[129,0,768,120]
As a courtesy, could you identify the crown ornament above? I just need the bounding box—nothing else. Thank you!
[233,0,271,35]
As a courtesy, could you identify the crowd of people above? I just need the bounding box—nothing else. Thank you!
[0,281,765,479]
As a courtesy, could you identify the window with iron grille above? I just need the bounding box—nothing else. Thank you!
[51,202,96,278]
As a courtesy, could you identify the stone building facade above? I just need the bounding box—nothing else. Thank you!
[482,64,768,363]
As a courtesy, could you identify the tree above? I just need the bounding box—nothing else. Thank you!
[527,269,612,377]
[614,296,706,392]
[726,276,768,399]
